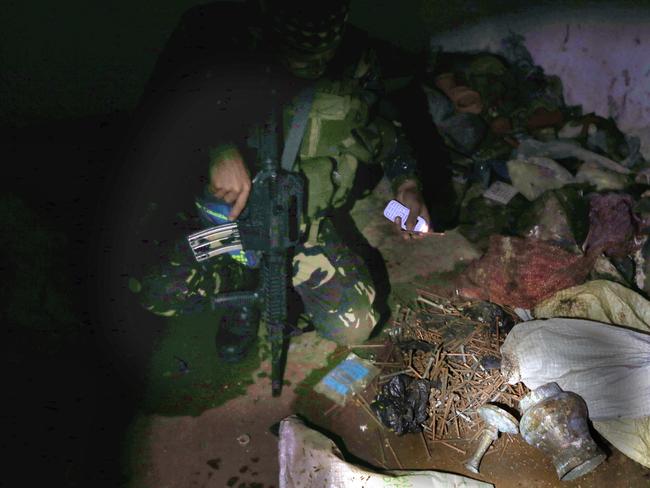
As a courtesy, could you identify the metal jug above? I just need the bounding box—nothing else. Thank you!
[519,382,606,481]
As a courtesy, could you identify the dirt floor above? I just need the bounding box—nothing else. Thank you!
[131,179,650,488]
[133,337,650,488]
[300,386,650,488]
[4,113,648,488]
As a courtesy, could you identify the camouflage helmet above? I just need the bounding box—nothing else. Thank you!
[266,0,351,79]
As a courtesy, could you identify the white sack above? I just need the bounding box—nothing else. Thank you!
[530,281,650,468]
[500,318,650,421]
[278,415,493,488]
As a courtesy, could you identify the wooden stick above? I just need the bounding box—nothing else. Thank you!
[417,296,445,309]
[323,403,339,417]
[379,369,412,380]
[439,395,453,438]
[430,406,436,443]
[499,435,508,461]
[356,397,385,430]
[423,356,435,379]
[376,429,387,466]
[440,441,466,455]
[385,438,403,469]
[420,431,431,459]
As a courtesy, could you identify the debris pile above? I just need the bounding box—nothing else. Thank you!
[423,33,650,300]
[358,33,650,481]
[374,290,529,442]
[409,37,650,474]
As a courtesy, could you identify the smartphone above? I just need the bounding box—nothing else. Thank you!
[383,199,428,233]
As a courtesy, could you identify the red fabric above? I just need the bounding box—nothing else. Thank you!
[457,235,597,309]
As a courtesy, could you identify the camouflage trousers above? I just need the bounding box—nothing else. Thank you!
[135,219,378,345]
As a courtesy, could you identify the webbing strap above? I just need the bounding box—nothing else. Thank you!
[280,86,316,172]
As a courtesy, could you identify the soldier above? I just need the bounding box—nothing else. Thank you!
[129,0,431,362]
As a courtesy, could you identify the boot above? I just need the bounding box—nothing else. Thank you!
[216,304,260,363]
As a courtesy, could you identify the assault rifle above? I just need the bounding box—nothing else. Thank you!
[186,113,304,397]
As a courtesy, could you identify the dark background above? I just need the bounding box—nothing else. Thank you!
[1,0,647,486]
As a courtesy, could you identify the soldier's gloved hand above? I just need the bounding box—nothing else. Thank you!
[208,146,252,220]
[394,179,431,241]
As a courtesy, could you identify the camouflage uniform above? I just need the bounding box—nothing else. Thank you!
[136,47,419,346]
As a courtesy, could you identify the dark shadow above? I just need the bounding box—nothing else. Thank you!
[589,422,613,457]
[1,112,151,488]
[384,72,459,232]
[0,2,465,486]
[489,401,521,421]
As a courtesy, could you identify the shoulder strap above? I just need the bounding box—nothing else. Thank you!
[280,85,316,172]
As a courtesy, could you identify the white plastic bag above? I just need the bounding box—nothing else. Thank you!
[279,416,493,488]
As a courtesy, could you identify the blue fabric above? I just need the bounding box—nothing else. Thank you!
[194,189,258,268]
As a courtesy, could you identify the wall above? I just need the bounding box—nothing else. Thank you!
[424,3,650,156]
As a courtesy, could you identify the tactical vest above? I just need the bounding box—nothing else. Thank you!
[283,72,386,243]
[237,49,399,244]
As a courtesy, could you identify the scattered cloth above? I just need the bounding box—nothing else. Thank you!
[424,84,454,124]
[515,139,632,175]
[575,161,629,191]
[514,189,587,250]
[438,113,488,154]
